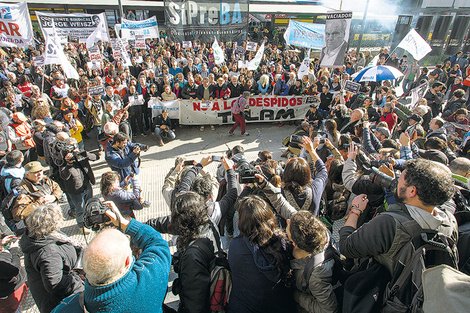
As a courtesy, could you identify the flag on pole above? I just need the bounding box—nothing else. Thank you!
[410,81,429,110]
[86,16,108,49]
[44,22,79,79]
[212,38,225,65]
[297,49,311,79]
[367,54,379,67]
[247,42,265,71]
[397,29,432,61]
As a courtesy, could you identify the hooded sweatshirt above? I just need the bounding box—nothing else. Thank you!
[1,165,24,194]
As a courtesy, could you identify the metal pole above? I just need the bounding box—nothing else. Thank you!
[356,0,370,54]
[117,0,124,23]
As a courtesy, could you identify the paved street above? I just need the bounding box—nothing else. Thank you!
[20,121,297,312]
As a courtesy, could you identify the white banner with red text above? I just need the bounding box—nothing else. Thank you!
[178,95,309,125]
[0,2,34,48]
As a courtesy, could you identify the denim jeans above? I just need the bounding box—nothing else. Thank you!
[67,184,93,228]
[154,127,176,142]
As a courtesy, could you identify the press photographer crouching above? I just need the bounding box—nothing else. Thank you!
[100,171,143,218]
[154,108,176,146]
[105,132,151,207]
[58,137,98,235]
[52,200,171,312]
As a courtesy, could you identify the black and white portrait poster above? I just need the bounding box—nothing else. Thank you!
[320,11,352,68]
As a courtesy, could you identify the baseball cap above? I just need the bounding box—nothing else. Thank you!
[24,161,45,173]
[375,127,391,138]
[12,112,28,122]
[418,149,449,165]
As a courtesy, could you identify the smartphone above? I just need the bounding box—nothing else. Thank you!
[184,160,195,166]
[212,156,222,162]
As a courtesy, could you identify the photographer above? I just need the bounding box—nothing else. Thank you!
[153,108,175,146]
[58,137,98,235]
[52,201,171,313]
[101,171,142,218]
[281,121,310,158]
[105,132,150,207]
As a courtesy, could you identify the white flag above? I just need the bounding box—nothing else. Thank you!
[212,38,225,65]
[397,29,432,61]
[367,54,379,67]
[86,16,108,49]
[410,81,429,109]
[297,49,311,79]
[247,43,265,71]
[44,22,79,80]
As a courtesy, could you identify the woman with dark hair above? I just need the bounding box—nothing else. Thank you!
[17,75,33,98]
[228,195,294,313]
[100,171,143,218]
[281,136,328,217]
[324,119,340,148]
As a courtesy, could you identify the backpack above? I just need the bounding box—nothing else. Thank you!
[208,222,232,313]
[381,209,458,313]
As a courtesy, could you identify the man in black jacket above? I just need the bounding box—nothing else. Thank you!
[153,109,175,146]
[181,77,198,100]
[227,76,244,98]
[196,77,216,101]
[58,137,98,234]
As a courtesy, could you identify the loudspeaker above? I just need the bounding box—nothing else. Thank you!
[445,15,470,55]
[415,15,433,41]
[390,15,413,52]
[430,15,454,55]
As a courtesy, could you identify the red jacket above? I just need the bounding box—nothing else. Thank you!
[380,112,398,132]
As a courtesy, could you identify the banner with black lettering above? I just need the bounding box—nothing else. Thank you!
[164,0,249,42]
[179,96,309,125]
[148,99,180,119]
[36,12,110,44]
[0,2,34,48]
[319,11,352,68]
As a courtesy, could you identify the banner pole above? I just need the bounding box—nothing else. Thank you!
[41,65,45,94]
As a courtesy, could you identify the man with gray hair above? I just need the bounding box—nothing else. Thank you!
[229,91,251,136]
[320,19,348,68]
[52,201,171,313]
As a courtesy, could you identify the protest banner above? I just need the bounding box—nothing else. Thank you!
[410,81,429,109]
[0,2,34,48]
[164,0,249,42]
[179,95,309,125]
[149,99,180,119]
[121,16,159,40]
[297,49,311,79]
[87,60,101,71]
[88,46,101,61]
[87,85,105,96]
[134,39,146,49]
[344,80,361,93]
[33,55,45,67]
[246,41,257,51]
[320,11,352,68]
[43,23,79,79]
[397,29,432,61]
[36,12,110,44]
[284,20,325,50]
[128,95,144,106]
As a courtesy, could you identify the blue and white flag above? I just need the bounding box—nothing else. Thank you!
[284,20,324,50]
[121,16,159,40]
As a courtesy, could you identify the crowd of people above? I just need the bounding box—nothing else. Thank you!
[0,17,470,313]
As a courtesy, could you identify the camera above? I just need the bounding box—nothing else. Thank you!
[290,135,303,145]
[83,198,111,231]
[369,157,393,168]
[369,167,398,191]
[236,160,261,184]
[212,155,222,162]
[135,143,149,152]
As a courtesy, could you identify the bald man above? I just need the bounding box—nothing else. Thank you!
[52,201,171,312]
[320,19,348,68]
[340,108,364,135]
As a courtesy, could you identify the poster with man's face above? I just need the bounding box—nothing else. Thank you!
[320,11,352,68]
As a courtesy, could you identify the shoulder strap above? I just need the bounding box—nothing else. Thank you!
[208,221,224,256]
[302,251,325,290]
[78,291,88,313]
[383,203,423,238]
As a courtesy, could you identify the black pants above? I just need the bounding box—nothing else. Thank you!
[129,105,144,134]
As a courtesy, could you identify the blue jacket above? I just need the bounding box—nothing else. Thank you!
[104,180,143,217]
[1,165,24,194]
[105,140,140,181]
[52,219,171,313]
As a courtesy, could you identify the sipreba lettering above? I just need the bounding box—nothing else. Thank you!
[168,1,242,26]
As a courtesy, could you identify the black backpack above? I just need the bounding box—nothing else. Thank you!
[381,209,458,313]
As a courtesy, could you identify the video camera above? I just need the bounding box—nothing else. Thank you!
[356,152,398,191]
[232,153,260,184]
[135,143,149,152]
[83,198,111,231]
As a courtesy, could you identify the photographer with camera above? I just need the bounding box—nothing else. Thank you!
[105,132,151,207]
[153,108,175,147]
[52,201,171,313]
[281,121,311,158]
[58,137,98,235]
[101,171,143,218]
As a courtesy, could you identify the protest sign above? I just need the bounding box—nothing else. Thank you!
[36,12,110,44]
[284,20,325,50]
[182,41,192,48]
[134,39,146,49]
[344,80,361,93]
[179,95,308,125]
[87,60,101,70]
[67,35,79,43]
[397,29,432,61]
[236,46,245,55]
[121,16,159,40]
[87,85,105,96]
[246,41,257,51]
[247,42,264,70]
[0,2,34,48]
[320,11,352,68]
[128,95,144,106]
[33,55,45,67]
[164,0,248,42]
[88,46,101,61]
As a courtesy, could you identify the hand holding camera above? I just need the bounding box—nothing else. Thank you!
[200,156,212,167]
[103,201,130,231]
